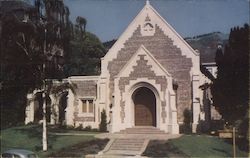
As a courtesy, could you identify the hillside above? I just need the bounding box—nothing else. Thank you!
[103,32,229,64]
[185,32,229,63]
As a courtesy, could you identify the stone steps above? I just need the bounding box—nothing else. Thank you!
[109,139,145,149]
[104,138,147,156]
[96,127,169,157]
[118,126,167,134]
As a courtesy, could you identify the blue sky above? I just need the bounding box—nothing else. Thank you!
[64,0,249,42]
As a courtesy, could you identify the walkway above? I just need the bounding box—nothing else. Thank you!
[86,127,181,158]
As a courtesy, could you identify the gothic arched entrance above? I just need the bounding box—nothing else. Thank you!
[34,92,43,123]
[58,91,68,125]
[132,87,156,126]
[34,92,51,123]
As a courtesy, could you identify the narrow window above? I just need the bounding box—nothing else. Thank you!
[81,99,94,114]
[89,100,94,113]
[82,100,87,113]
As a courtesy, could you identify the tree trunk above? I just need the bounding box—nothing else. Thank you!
[42,89,47,151]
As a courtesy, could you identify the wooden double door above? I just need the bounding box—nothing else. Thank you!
[133,87,156,126]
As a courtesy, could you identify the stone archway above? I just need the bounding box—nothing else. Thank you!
[33,92,51,123]
[132,87,156,126]
[34,92,43,123]
[58,91,68,125]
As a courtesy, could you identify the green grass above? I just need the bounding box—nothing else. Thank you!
[143,135,248,158]
[0,125,99,157]
[48,139,109,157]
[169,135,248,157]
[47,125,101,134]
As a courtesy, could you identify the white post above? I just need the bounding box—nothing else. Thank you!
[42,27,48,151]
[42,92,47,151]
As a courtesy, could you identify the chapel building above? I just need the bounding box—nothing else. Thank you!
[25,1,213,134]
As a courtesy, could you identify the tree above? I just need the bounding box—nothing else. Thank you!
[211,24,249,125]
[99,109,107,132]
[0,1,43,128]
[1,0,106,150]
[34,0,72,151]
[64,29,106,76]
[0,0,72,150]
[76,16,87,39]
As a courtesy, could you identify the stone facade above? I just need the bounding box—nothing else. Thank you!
[25,2,215,134]
[108,25,192,123]
[117,54,168,123]
[72,80,97,97]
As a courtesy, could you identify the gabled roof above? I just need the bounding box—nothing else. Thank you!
[104,1,199,66]
[116,45,172,78]
[146,2,199,57]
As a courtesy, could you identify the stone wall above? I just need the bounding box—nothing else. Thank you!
[71,80,97,124]
[118,54,168,123]
[108,25,192,122]
[72,80,97,97]
[74,114,95,122]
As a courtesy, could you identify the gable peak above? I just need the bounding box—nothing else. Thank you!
[146,0,150,6]
[145,14,151,22]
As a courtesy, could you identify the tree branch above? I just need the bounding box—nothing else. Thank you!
[15,41,32,61]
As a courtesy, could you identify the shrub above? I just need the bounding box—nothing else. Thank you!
[66,125,75,130]
[180,109,192,134]
[84,125,92,131]
[76,124,83,130]
[99,109,107,132]
[91,128,99,132]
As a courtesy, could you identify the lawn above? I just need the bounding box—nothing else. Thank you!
[0,125,106,157]
[48,139,109,157]
[143,135,249,158]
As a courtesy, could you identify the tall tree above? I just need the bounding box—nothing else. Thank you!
[76,16,87,39]
[0,0,72,150]
[34,0,72,151]
[0,1,43,128]
[211,24,249,124]
[64,21,106,76]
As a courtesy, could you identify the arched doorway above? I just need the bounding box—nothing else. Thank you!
[58,91,68,125]
[132,87,156,126]
[34,92,43,123]
[34,92,51,123]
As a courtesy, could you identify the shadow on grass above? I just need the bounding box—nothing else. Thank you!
[48,138,109,157]
[223,138,249,153]
[14,125,42,138]
[14,125,60,151]
[212,148,231,157]
[142,140,188,158]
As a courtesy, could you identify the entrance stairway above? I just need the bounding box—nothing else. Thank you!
[90,127,169,157]
[103,138,147,156]
[118,126,166,134]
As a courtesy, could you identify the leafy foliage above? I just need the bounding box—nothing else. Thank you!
[99,109,107,132]
[0,0,105,128]
[103,39,116,50]
[64,28,106,76]
[76,16,87,40]
[180,109,192,133]
[0,0,71,128]
[211,24,249,124]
